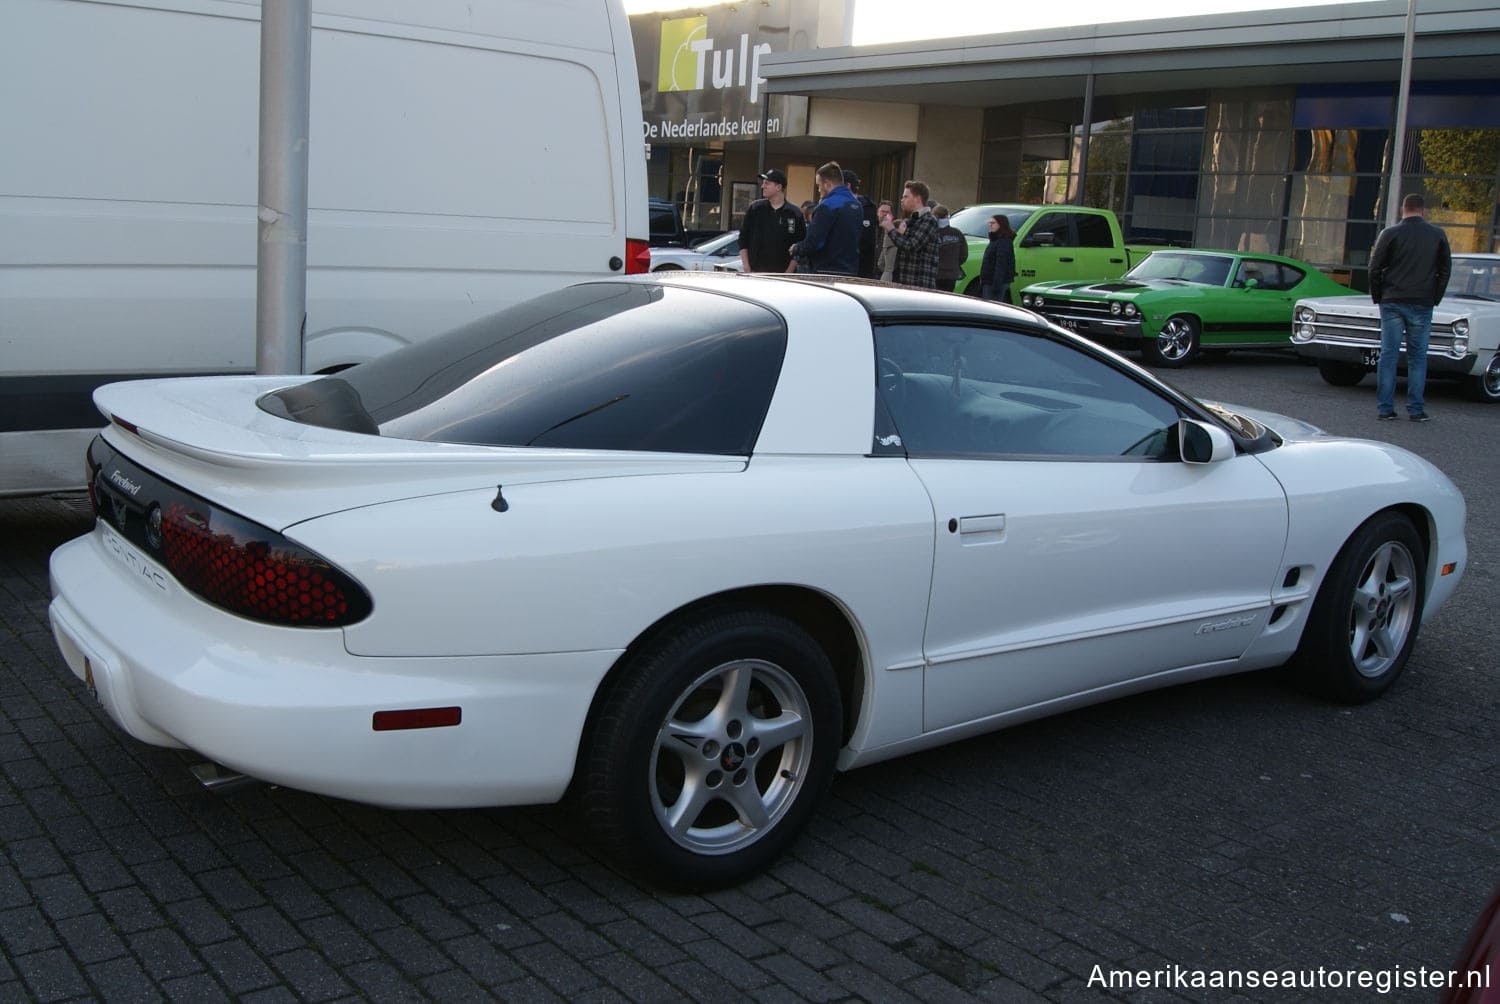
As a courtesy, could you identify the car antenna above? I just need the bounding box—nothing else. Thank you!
[491,486,510,513]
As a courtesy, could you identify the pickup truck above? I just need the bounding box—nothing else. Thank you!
[649,197,723,249]
[950,204,1162,303]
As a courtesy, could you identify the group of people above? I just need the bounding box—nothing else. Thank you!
[737,162,1017,302]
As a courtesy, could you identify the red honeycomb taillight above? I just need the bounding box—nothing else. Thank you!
[159,502,372,627]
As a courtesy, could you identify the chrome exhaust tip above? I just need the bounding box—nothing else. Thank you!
[189,761,261,794]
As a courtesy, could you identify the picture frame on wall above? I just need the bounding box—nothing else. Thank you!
[731,181,757,224]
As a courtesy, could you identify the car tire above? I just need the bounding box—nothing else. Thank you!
[577,608,841,888]
[1317,360,1367,387]
[1291,510,1425,704]
[1464,352,1500,402]
[1141,315,1200,367]
[652,264,683,272]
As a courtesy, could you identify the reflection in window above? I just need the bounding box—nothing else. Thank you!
[873,324,1180,460]
[1195,90,1294,252]
[1414,128,1500,254]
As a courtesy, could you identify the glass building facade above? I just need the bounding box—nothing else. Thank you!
[979,81,1500,289]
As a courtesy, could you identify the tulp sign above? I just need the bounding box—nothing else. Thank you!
[633,1,809,145]
[658,16,773,103]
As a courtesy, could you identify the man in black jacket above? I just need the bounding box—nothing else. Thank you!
[1369,193,1451,422]
[738,169,805,273]
[843,170,880,279]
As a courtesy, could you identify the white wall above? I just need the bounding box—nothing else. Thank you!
[807,97,919,143]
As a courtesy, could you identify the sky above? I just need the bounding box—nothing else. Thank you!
[621,0,1363,45]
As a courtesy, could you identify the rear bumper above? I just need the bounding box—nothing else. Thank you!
[49,529,619,809]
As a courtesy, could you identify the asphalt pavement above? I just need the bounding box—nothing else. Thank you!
[1,352,1496,1002]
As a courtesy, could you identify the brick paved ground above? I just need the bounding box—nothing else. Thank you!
[2,357,1496,1002]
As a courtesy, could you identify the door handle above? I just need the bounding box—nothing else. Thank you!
[1109,258,1123,263]
[1058,257,1074,263]
[957,514,1006,535]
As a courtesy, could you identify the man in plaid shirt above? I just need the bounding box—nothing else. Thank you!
[880,180,940,288]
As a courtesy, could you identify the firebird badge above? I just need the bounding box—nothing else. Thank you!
[1195,615,1256,635]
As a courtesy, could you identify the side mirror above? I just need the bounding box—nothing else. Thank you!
[1178,419,1235,464]
[1243,278,1260,290]
[1020,231,1056,248]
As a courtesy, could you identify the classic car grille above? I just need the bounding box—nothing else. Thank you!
[1303,307,1459,353]
[1034,298,1114,320]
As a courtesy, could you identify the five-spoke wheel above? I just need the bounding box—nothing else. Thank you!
[578,609,840,887]
[1292,511,1426,703]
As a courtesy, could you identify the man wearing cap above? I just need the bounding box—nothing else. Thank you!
[843,169,880,280]
[738,169,805,273]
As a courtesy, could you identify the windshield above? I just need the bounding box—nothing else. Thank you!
[689,232,738,254]
[1451,256,1500,301]
[1125,252,1234,287]
[950,205,1035,239]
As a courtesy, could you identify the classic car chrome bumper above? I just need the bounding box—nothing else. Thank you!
[1036,309,1143,341]
[1294,341,1478,375]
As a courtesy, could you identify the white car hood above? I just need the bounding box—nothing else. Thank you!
[1297,293,1490,326]
[93,377,745,530]
[1202,401,1329,443]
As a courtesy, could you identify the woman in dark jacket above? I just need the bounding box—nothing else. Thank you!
[979,214,1016,303]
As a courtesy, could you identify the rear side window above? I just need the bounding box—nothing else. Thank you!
[1075,214,1115,248]
[262,284,786,454]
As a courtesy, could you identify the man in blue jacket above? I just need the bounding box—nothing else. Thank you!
[789,162,862,276]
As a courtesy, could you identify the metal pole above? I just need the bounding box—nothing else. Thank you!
[256,0,311,376]
[1076,73,1095,206]
[1385,0,1417,227]
[758,89,770,175]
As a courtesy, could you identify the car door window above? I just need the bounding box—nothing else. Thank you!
[1027,212,1079,248]
[874,323,1182,459]
[1267,263,1304,291]
[1074,214,1114,248]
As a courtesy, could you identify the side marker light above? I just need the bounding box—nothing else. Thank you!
[372,707,463,732]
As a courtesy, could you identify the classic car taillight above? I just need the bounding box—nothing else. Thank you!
[159,502,372,627]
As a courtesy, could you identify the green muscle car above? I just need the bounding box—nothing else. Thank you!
[1020,249,1361,367]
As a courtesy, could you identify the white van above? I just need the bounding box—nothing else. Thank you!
[0,0,648,495]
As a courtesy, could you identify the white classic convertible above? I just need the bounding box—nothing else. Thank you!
[1293,252,1500,401]
[50,273,1467,886]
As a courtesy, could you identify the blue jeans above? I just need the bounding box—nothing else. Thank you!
[1376,302,1431,416]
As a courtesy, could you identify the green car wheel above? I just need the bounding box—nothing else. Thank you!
[1143,315,1200,368]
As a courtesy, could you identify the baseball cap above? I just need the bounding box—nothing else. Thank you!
[759,168,788,186]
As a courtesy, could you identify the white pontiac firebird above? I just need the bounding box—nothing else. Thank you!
[50,273,1466,886]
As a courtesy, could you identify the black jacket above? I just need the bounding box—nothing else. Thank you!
[739,198,805,273]
[855,195,880,279]
[979,233,1015,299]
[1369,216,1451,306]
[935,225,970,283]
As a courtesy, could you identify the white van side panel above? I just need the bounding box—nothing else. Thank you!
[0,0,646,495]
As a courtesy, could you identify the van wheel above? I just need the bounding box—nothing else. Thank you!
[1142,315,1199,367]
[1290,511,1425,703]
[1465,352,1500,402]
[1318,361,1367,387]
[577,609,840,888]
